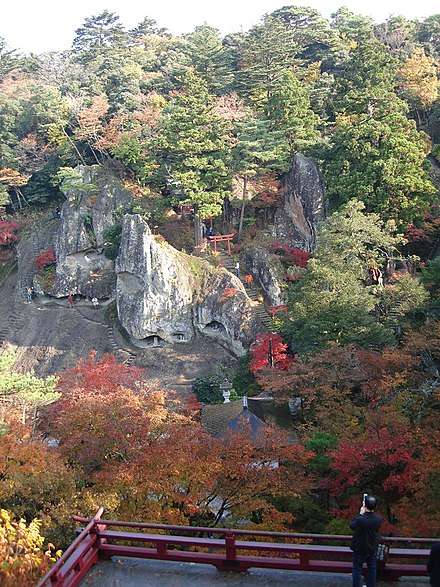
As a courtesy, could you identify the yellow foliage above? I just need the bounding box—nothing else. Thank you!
[0,509,59,587]
[399,47,439,108]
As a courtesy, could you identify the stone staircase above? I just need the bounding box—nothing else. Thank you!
[218,253,272,331]
[73,304,138,366]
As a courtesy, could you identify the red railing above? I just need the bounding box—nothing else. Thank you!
[37,511,433,586]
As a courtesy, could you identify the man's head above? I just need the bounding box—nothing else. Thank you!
[364,495,377,511]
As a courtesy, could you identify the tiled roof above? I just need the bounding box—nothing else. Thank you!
[201,399,244,437]
[201,399,270,442]
[214,408,270,442]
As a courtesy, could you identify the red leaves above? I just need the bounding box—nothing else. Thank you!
[250,333,294,373]
[327,419,419,500]
[0,220,20,246]
[220,287,238,301]
[35,246,55,270]
[269,240,310,268]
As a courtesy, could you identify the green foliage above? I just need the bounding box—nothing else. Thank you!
[280,201,404,352]
[267,70,320,156]
[153,70,232,220]
[306,431,338,475]
[237,16,295,106]
[378,273,429,320]
[231,354,259,396]
[314,37,436,226]
[422,258,440,311]
[0,347,59,422]
[325,517,351,536]
[56,167,97,197]
[102,223,122,259]
[192,374,223,404]
[71,10,127,64]
[184,25,234,95]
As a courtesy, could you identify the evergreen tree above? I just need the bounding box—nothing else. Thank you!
[183,25,233,95]
[316,39,437,225]
[71,10,127,64]
[154,70,232,243]
[237,16,294,107]
[0,37,19,80]
[267,70,320,157]
[280,200,404,353]
[232,114,288,240]
[270,6,338,64]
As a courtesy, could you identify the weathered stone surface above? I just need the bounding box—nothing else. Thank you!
[272,153,326,252]
[116,215,261,356]
[243,244,287,306]
[52,165,132,297]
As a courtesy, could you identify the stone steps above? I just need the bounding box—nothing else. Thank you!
[218,254,273,331]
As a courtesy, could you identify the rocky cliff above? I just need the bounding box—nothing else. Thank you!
[243,244,286,307]
[29,164,262,356]
[116,214,261,356]
[51,165,133,298]
[272,153,326,252]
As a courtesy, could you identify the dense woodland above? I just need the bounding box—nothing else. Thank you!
[0,5,440,584]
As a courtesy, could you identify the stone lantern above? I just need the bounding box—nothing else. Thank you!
[220,379,232,403]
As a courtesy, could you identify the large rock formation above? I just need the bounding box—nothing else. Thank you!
[51,165,133,298]
[116,214,261,356]
[272,153,326,252]
[28,165,263,355]
[243,244,286,307]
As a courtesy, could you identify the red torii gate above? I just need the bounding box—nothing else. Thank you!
[209,234,234,255]
[266,305,288,319]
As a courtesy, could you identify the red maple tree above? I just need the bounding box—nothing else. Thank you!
[250,333,294,372]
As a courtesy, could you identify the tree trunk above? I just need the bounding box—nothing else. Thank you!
[63,128,87,166]
[237,175,247,243]
[193,205,203,245]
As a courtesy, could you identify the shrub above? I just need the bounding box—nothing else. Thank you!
[0,220,20,247]
[0,509,60,587]
[36,247,56,270]
[269,240,310,268]
[192,375,224,404]
[103,224,122,260]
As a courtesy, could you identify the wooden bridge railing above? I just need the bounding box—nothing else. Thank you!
[37,510,434,587]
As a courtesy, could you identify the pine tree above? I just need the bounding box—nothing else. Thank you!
[154,70,232,243]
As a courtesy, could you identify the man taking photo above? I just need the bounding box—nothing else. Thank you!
[350,494,383,587]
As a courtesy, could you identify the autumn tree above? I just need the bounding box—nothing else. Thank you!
[0,219,20,246]
[0,419,78,546]
[327,415,421,524]
[398,47,438,125]
[0,508,60,587]
[250,332,293,372]
[257,343,367,434]
[92,423,313,529]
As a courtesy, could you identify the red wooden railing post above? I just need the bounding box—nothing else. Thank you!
[225,531,237,562]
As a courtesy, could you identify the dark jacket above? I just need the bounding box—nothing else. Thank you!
[428,543,440,586]
[350,512,383,556]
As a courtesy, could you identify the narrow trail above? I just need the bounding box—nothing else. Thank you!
[218,253,272,330]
